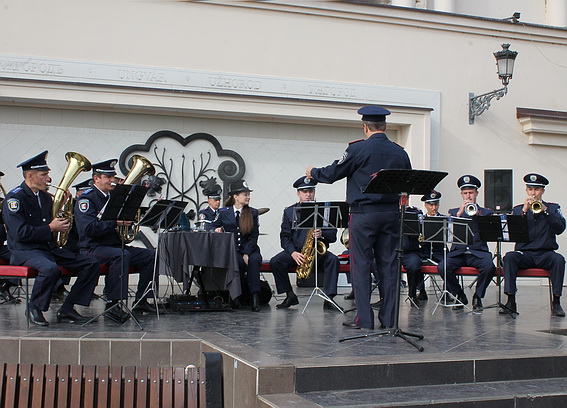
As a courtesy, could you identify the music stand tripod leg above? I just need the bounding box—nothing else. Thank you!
[131,235,161,319]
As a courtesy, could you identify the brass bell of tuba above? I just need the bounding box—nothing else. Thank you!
[51,152,92,247]
[296,229,327,280]
[117,154,156,243]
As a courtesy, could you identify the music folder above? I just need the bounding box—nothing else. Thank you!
[137,200,188,230]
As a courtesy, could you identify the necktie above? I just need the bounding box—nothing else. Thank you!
[36,193,42,209]
[235,210,240,225]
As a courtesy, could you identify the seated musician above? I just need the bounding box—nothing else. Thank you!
[2,151,100,326]
[74,159,157,322]
[437,175,495,312]
[502,173,566,316]
[416,190,445,301]
[269,177,341,310]
[197,185,222,231]
[212,180,263,312]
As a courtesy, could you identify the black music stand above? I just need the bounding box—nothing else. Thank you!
[476,214,529,317]
[292,201,348,313]
[426,217,474,314]
[83,184,146,329]
[133,200,188,318]
[339,169,447,352]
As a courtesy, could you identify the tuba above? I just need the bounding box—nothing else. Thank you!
[296,229,327,280]
[116,154,156,243]
[50,152,92,247]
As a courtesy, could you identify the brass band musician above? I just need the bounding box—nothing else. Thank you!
[269,177,340,310]
[502,173,565,316]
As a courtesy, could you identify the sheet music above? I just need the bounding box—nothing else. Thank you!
[501,214,510,242]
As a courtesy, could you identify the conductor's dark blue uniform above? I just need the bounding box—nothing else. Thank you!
[309,106,412,329]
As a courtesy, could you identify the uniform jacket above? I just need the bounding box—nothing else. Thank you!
[2,182,54,254]
[74,187,121,248]
[198,206,217,222]
[279,203,337,254]
[512,202,565,251]
[211,206,260,255]
[311,132,412,211]
[447,206,493,255]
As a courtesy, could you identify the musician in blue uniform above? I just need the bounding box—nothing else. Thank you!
[437,175,495,312]
[212,180,262,312]
[0,169,20,303]
[197,186,221,231]
[502,173,566,316]
[307,105,412,330]
[2,151,100,326]
[403,206,424,307]
[269,176,341,310]
[74,159,157,321]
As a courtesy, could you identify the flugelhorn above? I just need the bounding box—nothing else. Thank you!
[51,152,92,247]
[117,154,156,243]
[464,202,478,216]
[531,200,543,214]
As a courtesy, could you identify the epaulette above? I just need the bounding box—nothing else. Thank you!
[10,187,22,194]
[82,188,94,195]
[349,139,364,145]
[218,207,230,212]
[393,141,405,149]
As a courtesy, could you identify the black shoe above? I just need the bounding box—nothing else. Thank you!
[0,288,18,304]
[409,296,420,308]
[342,321,361,329]
[250,293,260,312]
[499,299,518,314]
[472,295,483,312]
[552,301,565,317]
[26,305,49,326]
[230,297,241,309]
[324,300,344,312]
[133,299,157,314]
[457,292,469,305]
[417,290,428,301]
[104,302,131,324]
[57,307,90,324]
[276,293,299,309]
[370,298,383,309]
[344,291,355,300]
[52,285,69,302]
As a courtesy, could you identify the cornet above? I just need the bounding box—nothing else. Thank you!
[531,199,543,214]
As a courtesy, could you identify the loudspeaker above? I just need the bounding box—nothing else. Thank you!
[484,169,513,213]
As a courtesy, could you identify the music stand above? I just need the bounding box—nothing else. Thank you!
[293,201,348,313]
[133,200,188,317]
[426,217,475,314]
[82,184,146,329]
[339,169,447,352]
[476,214,529,317]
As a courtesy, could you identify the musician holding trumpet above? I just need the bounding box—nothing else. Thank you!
[2,151,100,326]
[269,177,340,310]
[502,173,566,316]
[437,175,495,312]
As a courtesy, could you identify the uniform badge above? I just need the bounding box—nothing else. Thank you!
[338,151,348,164]
[530,175,537,182]
[7,198,19,212]
[199,213,206,220]
[430,193,435,199]
[463,176,470,183]
[242,181,249,189]
[78,199,90,213]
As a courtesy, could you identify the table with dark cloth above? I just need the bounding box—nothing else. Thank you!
[159,231,241,300]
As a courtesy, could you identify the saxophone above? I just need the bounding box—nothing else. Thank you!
[50,152,92,247]
[296,229,327,280]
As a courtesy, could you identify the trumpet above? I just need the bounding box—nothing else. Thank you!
[464,202,478,216]
[531,200,543,214]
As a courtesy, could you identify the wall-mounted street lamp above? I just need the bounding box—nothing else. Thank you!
[469,44,518,124]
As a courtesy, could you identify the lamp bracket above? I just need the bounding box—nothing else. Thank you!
[469,87,507,124]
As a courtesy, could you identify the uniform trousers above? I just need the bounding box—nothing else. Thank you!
[270,251,340,296]
[238,251,262,295]
[504,250,565,296]
[403,252,422,297]
[82,246,156,301]
[350,210,400,329]
[19,249,99,311]
[437,252,495,298]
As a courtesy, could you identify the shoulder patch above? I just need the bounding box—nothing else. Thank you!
[78,198,90,213]
[338,151,348,164]
[6,198,20,212]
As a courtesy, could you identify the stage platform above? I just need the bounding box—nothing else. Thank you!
[1,282,567,407]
